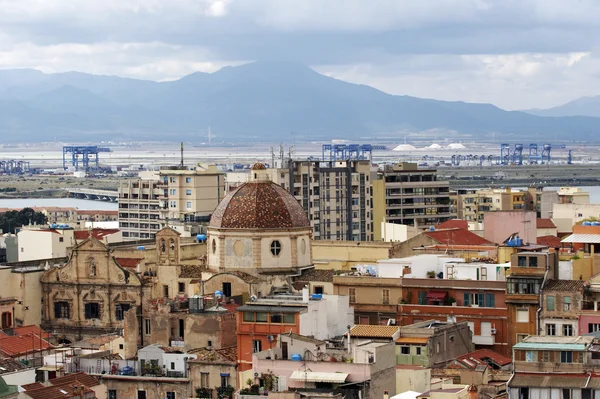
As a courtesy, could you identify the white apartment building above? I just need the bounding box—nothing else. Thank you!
[17,227,75,262]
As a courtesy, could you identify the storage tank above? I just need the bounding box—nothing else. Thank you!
[291,354,302,361]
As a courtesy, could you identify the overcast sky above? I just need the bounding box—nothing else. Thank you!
[1,0,600,110]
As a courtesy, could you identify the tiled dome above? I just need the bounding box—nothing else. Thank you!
[209,181,310,229]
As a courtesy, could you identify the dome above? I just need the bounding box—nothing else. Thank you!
[209,181,310,229]
[251,162,267,170]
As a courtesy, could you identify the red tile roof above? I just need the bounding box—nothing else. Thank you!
[48,372,100,388]
[21,382,45,391]
[3,325,52,339]
[454,349,512,369]
[0,333,53,357]
[435,220,469,230]
[115,258,144,268]
[537,235,562,248]
[424,228,492,246]
[25,385,95,399]
[74,228,120,240]
[537,219,557,229]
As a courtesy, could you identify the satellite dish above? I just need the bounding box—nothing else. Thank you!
[250,295,257,302]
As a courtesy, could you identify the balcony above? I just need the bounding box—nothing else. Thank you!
[472,334,495,346]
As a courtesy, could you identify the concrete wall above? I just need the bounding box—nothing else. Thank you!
[396,367,430,394]
[312,241,392,270]
[484,211,537,245]
[0,266,46,327]
[299,296,353,340]
[552,203,600,233]
[1,369,36,387]
[188,360,237,391]
[17,229,75,262]
[101,376,191,399]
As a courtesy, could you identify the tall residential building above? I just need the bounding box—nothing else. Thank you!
[118,165,225,240]
[372,162,455,232]
[254,159,373,241]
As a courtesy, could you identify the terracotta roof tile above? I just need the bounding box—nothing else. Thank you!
[537,235,562,248]
[188,346,237,363]
[349,325,399,339]
[296,269,334,283]
[0,357,29,374]
[454,349,512,369]
[537,219,557,229]
[3,325,51,339]
[209,181,310,229]
[26,385,95,399]
[424,228,491,246]
[435,220,469,230]
[47,372,99,388]
[115,258,144,268]
[544,279,585,292]
[74,228,120,240]
[0,333,53,357]
[21,382,44,391]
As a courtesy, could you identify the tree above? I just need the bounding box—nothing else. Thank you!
[0,208,48,234]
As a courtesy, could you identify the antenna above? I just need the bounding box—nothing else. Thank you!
[180,142,184,169]
[270,146,275,168]
[288,146,294,160]
[279,143,284,162]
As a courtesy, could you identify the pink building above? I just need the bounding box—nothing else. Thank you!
[484,211,537,245]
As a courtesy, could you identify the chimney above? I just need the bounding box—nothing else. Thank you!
[383,391,389,399]
[467,384,478,399]
[302,287,309,303]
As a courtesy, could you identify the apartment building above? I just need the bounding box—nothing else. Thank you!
[256,159,373,241]
[118,165,225,239]
[373,162,455,231]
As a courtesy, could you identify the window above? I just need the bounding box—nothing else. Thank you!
[563,324,574,336]
[563,296,572,311]
[222,282,232,297]
[119,344,124,350]
[349,288,356,303]
[108,390,117,399]
[401,346,410,355]
[271,314,283,323]
[547,296,555,311]
[84,303,100,319]
[221,375,229,388]
[166,393,175,399]
[59,237,64,242]
[186,189,192,195]
[178,282,185,293]
[507,278,541,295]
[115,304,130,321]
[313,286,324,295]
[283,314,295,324]
[253,339,262,353]
[256,312,268,322]
[563,389,571,399]
[589,323,600,333]
[416,347,422,355]
[546,324,556,336]
[186,201,192,209]
[54,302,70,319]
[518,256,527,266]
[436,342,440,353]
[560,351,573,363]
[519,387,529,399]
[200,373,209,388]
[170,177,176,183]
[170,201,177,208]
[582,388,592,399]
[484,293,495,307]
[382,289,390,305]
[208,340,212,348]
[243,312,254,322]
[144,319,151,335]
[270,240,282,256]
[186,177,191,183]
[516,308,529,323]
[529,257,538,267]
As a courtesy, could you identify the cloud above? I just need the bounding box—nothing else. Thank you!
[1,1,600,108]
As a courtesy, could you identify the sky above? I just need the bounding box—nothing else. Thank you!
[1,0,600,110]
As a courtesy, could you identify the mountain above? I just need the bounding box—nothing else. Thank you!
[2,61,600,142]
[524,96,600,118]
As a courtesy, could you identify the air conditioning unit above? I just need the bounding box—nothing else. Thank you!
[490,328,497,335]
[254,372,261,378]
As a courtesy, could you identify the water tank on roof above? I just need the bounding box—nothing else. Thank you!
[51,224,57,229]
[429,226,435,231]
[311,294,323,300]
[215,290,223,298]
[291,354,302,361]
[196,234,207,242]
[64,224,69,228]
[593,222,600,226]
[583,222,593,226]
[137,246,145,250]
[58,224,65,229]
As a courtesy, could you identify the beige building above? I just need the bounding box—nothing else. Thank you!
[118,165,225,240]
[373,163,455,231]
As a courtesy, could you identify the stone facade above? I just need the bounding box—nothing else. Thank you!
[41,237,144,343]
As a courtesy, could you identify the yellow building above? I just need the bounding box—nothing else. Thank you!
[312,240,392,270]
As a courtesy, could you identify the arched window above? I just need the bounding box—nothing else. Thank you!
[160,239,166,253]
[270,240,282,256]
[212,239,217,254]
[170,239,176,250]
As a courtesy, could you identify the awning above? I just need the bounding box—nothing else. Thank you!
[426,291,447,301]
[562,234,600,244]
[290,371,348,383]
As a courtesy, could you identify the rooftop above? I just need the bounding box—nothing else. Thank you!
[537,219,557,229]
[0,357,30,374]
[0,333,53,357]
[114,258,144,268]
[296,269,334,283]
[72,334,122,348]
[434,220,469,230]
[74,228,120,241]
[348,325,400,339]
[537,235,562,248]
[543,279,585,292]
[562,234,600,244]
[423,228,492,246]
[453,349,512,370]
[188,346,237,363]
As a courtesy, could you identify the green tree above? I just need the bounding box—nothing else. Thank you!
[0,208,48,234]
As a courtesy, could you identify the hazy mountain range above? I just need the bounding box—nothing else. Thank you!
[1,61,599,143]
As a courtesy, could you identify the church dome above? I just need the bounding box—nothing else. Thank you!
[209,181,310,229]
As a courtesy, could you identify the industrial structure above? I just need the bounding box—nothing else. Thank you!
[447,143,569,166]
[0,160,30,174]
[62,145,112,171]
[321,144,385,162]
